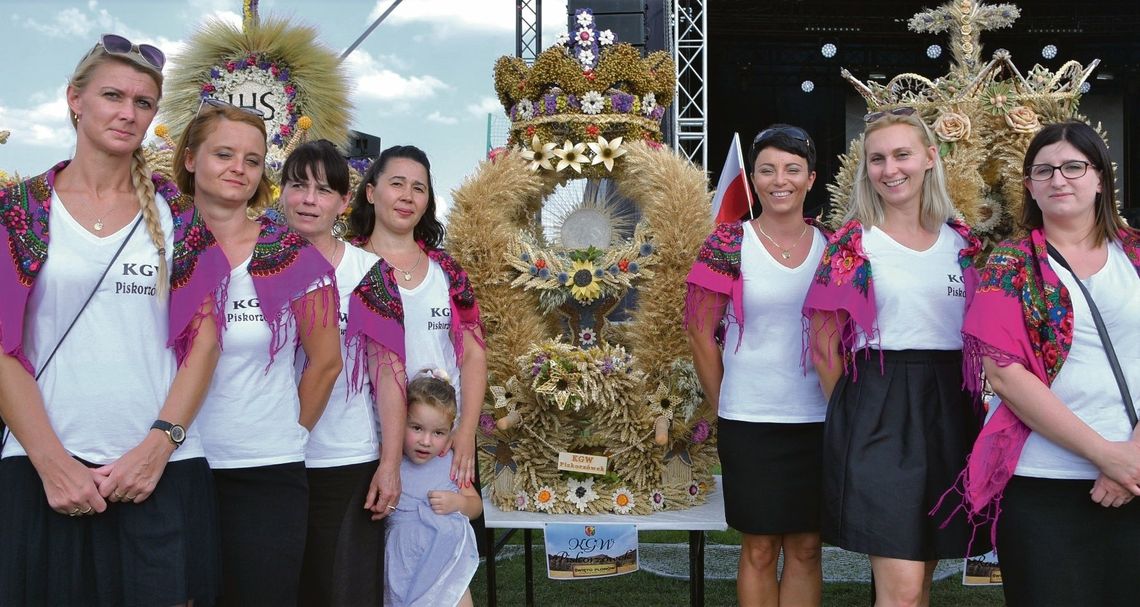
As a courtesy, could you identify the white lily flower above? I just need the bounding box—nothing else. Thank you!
[520,135,556,172]
[553,140,588,173]
[588,136,627,171]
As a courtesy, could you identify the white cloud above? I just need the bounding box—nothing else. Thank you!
[0,86,75,150]
[341,50,448,103]
[425,111,458,125]
[465,96,502,118]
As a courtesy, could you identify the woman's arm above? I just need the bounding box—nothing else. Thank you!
[364,343,406,521]
[295,285,343,431]
[985,357,1140,496]
[427,483,484,520]
[810,310,846,401]
[94,302,221,503]
[449,328,486,489]
[685,289,728,413]
[0,353,107,515]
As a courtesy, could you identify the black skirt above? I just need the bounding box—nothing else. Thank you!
[718,418,824,535]
[822,349,984,560]
[0,456,220,607]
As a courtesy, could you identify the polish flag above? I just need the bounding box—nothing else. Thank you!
[710,132,754,224]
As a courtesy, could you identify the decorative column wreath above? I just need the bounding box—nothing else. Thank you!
[447,10,717,515]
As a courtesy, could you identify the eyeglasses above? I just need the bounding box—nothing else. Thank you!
[98,34,165,71]
[753,126,812,148]
[1026,160,1093,182]
[863,107,918,123]
[194,97,266,120]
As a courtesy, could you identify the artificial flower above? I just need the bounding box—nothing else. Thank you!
[690,419,710,443]
[576,27,594,47]
[556,32,570,45]
[521,135,556,172]
[588,135,626,171]
[553,140,588,173]
[1005,106,1041,133]
[568,259,603,303]
[599,29,615,45]
[479,413,496,436]
[297,115,313,130]
[641,93,657,117]
[576,11,593,27]
[566,478,600,512]
[650,489,666,511]
[515,98,535,120]
[688,481,701,502]
[534,486,557,511]
[612,488,635,514]
[578,328,598,348]
[153,124,169,138]
[578,49,596,66]
[581,91,605,115]
[515,491,531,511]
[933,111,970,142]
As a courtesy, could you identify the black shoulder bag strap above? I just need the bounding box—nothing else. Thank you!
[0,216,144,454]
[1047,242,1138,429]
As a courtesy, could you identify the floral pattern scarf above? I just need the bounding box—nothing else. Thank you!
[800,218,983,373]
[954,227,1140,533]
[346,245,483,388]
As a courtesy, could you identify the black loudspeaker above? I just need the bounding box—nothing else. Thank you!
[346,130,382,160]
[568,0,648,53]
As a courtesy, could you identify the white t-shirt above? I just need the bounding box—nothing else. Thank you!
[301,244,381,468]
[720,223,827,423]
[1016,242,1140,479]
[195,259,316,469]
[855,223,967,351]
[400,260,461,413]
[5,192,204,463]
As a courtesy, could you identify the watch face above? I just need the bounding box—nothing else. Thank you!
[169,425,186,443]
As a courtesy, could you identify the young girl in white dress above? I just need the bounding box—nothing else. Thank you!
[385,370,482,607]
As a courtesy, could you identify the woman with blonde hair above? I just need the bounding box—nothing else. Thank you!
[0,34,222,604]
[173,100,341,605]
[804,108,986,606]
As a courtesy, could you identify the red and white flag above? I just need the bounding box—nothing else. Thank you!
[710,132,754,224]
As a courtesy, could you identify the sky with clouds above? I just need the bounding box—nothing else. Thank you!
[0,0,570,216]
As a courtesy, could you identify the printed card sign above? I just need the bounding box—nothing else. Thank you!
[557,451,608,475]
[545,523,638,579]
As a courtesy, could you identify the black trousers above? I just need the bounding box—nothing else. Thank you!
[213,462,308,607]
[999,475,1140,607]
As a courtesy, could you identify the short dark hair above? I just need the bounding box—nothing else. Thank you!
[347,145,445,248]
[1020,120,1128,244]
[281,139,350,196]
[747,123,816,173]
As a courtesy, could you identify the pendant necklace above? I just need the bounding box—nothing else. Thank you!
[367,242,423,281]
[755,221,809,260]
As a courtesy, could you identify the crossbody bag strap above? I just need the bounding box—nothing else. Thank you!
[0,217,145,455]
[1047,242,1138,428]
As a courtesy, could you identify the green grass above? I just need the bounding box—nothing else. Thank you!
[471,531,1006,606]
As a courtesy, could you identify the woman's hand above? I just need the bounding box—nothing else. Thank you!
[38,454,107,517]
[364,459,401,521]
[92,431,174,504]
[1091,473,1134,508]
[1091,440,1140,496]
[446,430,477,489]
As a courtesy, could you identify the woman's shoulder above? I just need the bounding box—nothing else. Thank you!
[151,172,192,215]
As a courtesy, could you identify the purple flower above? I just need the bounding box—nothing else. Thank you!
[651,106,667,121]
[691,420,710,444]
[611,93,634,113]
[210,67,221,79]
[479,413,496,436]
[279,68,290,81]
[567,94,580,110]
[258,61,270,70]
[544,95,558,115]
[600,357,615,375]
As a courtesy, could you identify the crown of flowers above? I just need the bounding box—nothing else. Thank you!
[493,9,676,177]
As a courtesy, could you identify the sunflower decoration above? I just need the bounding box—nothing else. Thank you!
[980,82,1015,116]
[567,251,604,304]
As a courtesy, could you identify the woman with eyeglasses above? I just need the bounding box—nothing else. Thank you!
[959,120,1140,606]
[686,124,828,606]
[804,107,985,605]
[173,102,341,606]
[345,145,486,495]
[0,35,223,604]
[277,140,392,606]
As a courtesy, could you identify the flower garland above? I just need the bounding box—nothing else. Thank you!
[508,230,655,310]
[201,52,299,170]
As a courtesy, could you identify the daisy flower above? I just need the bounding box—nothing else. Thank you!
[515,491,531,511]
[576,11,593,27]
[565,478,600,512]
[534,486,557,511]
[612,488,635,514]
[578,49,596,66]
[599,29,615,45]
[581,91,605,115]
[578,328,598,348]
[650,489,666,511]
[576,27,594,47]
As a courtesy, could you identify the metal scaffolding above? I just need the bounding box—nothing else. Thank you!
[672,0,708,170]
[516,0,543,64]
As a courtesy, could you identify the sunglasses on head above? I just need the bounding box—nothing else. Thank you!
[863,107,918,123]
[98,34,165,71]
[753,126,812,148]
[195,97,267,120]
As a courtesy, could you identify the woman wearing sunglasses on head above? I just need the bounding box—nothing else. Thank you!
[0,34,223,605]
[960,121,1140,607]
[278,140,391,606]
[804,108,986,606]
[686,124,829,606]
[173,101,341,606]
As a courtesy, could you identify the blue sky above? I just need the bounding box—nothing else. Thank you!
[0,0,569,216]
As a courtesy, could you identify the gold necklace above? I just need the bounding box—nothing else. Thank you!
[754,220,809,260]
[366,243,423,281]
[90,197,120,232]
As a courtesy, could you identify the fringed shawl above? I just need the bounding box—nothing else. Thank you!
[957,227,1140,526]
[345,245,484,389]
[800,218,982,374]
